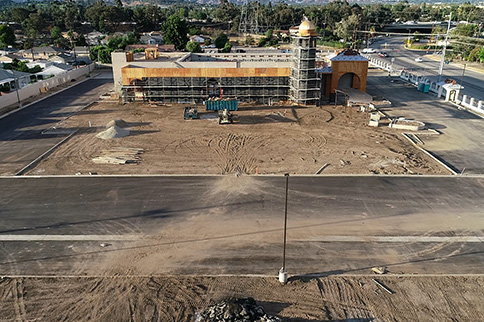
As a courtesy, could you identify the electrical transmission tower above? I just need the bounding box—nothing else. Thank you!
[239,0,258,36]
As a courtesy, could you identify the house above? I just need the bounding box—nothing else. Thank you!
[140,33,164,45]
[86,31,106,45]
[0,54,17,64]
[190,35,211,44]
[71,46,92,65]
[0,69,32,92]
[0,47,19,56]
[72,46,90,57]
[48,53,75,65]
[35,63,72,80]
[26,60,53,69]
[20,47,65,60]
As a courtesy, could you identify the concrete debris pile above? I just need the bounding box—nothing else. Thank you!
[92,147,143,164]
[195,297,281,322]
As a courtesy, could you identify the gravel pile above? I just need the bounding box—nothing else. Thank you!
[95,125,130,139]
[106,119,129,128]
[195,297,281,322]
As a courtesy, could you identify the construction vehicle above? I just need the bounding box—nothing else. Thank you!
[218,109,234,124]
[184,106,199,119]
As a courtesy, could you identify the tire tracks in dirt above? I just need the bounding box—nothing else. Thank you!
[12,278,27,322]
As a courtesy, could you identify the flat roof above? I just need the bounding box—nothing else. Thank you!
[335,88,373,104]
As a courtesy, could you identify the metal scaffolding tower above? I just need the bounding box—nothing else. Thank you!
[289,32,320,105]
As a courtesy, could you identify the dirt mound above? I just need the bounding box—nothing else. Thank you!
[95,125,130,139]
[106,119,129,128]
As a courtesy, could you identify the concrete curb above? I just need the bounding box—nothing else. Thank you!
[15,130,78,176]
[401,133,457,175]
[3,273,484,279]
[4,174,484,179]
[0,72,101,121]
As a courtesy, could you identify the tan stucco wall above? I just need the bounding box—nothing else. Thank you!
[330,60,368,93]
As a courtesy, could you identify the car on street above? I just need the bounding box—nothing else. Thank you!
[361,48,377,54]
[415,57,423,62]
[378,52,389,57]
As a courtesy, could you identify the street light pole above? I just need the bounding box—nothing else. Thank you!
[460,63,466,88]
[279,173,289,284]
[438,12,452,83]
[12,69,21,109]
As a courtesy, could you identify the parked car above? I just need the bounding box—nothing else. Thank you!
[361,48,377,54]
[378,52,389,57]
[414,57,423,62]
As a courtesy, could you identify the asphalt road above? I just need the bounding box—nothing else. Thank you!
[1,175,484,276]
[0,72,113,175]
[368,36,484,101]
[367,69,484,174]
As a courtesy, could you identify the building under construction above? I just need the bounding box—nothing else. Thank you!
[112,19,369,106]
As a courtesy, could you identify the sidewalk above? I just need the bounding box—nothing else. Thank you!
[424,54,484,75]
[0,66,98,118]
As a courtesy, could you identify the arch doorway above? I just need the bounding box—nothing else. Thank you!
[337,73,360,90]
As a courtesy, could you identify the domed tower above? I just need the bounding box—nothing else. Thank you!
[289,17,320,105]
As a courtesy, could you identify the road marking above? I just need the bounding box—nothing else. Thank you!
[0,235,140,241]
[302,236,484,243]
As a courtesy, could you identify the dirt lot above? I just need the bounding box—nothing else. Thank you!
[29,101,447,175]
[16,100,464,321]
[1,275,483,321]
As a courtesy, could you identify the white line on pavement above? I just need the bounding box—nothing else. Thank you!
[301,236,484,243]
[0,235,140,241]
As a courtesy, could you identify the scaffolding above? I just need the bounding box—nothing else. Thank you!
[289,36,320,105]
[122,76,289,105]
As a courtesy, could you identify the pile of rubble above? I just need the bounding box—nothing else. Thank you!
[195,297,281,322]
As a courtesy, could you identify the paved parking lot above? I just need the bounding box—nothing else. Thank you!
[367,69,484,174]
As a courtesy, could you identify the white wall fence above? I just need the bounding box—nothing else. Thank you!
[0,64,96,109]
[364,54,484,115]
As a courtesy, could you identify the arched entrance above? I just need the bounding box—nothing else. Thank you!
[337,73,360,90]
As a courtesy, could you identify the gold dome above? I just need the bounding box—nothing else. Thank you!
[299,18,317,37]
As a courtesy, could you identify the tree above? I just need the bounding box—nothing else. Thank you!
[50,26,62,40]
[245,35,255,46]
[0,25,16,47]
[265,29,273,39]
[162,14,188,50]
[133,5,165,32]
[467,47,481,62]
[479,47,484,63]
[213,0,239,22]
[90,45,113,63]
[335,14,360,43]
[186,41,202,53]
[221,42,231,53]
[214,33,228,49]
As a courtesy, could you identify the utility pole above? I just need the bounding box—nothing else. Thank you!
[279,173,289,284]
[438,12,452,83]
[460,63,466,87]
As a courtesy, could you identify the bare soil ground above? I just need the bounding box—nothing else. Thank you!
[1,275,483,321]
[16,100,462,321]
[28,101,447,176]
